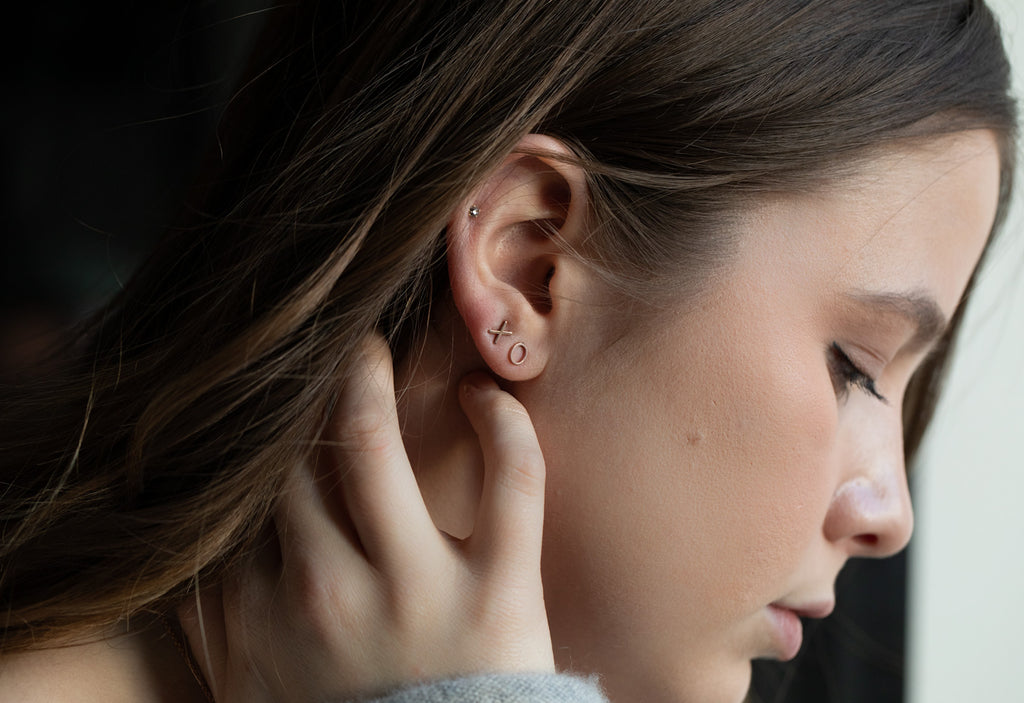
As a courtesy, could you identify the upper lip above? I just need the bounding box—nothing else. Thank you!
[771,599,835,619]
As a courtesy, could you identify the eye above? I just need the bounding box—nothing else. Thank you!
[828,342,888,404]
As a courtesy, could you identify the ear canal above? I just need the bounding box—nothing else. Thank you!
[529,265,555,315]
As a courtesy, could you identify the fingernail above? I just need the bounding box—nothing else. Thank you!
[461,372,491,394]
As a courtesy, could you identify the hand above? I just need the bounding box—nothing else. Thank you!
[178,335,553,703]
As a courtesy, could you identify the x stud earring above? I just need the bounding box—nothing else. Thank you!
[487,320,513,343]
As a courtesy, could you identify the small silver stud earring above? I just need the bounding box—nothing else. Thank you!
[487,320,513,344]
[468,205,480,218]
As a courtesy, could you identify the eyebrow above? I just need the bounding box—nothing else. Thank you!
[844,290,949,353]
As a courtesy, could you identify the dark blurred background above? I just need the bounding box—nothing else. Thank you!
[750,556,908,703]
[0,1,268,379]
[1,3,907,701]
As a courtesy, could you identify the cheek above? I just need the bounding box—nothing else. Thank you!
[534,316,837,627]
[653,326,836,605]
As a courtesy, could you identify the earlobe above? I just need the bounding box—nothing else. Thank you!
[485,319,530,367]
[447,135,588,382]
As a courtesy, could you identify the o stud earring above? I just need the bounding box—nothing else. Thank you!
[468,205,480,218]
[509,342,528,366]
[487,320,513,344]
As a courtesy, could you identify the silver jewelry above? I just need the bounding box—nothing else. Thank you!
[509,342,528,366]
[487,320,513,344]
[468,205,480,218]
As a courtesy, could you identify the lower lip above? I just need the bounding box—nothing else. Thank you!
[766,605,803,660]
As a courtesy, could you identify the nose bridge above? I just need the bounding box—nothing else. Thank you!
[824,408,914,558]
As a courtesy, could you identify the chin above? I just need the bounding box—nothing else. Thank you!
[719,661,755,703]
[688,658,753,703]
[601,657,753,703]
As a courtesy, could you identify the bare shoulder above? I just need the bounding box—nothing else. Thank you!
[0,627,206,703]
[0,639,128,703]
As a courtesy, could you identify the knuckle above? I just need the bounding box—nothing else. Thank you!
[338,406,391,453]
[288,560,332,612]
[382,554,458,629]
[469,578,546,650]
[285,563,354,641]
[481,396,546,496]
[497,456,545,499]
[381,576,431,635]
[485,393,531,423]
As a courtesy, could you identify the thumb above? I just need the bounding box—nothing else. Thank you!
[459,372,546,577]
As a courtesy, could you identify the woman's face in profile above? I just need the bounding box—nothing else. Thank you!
[523,130,1000,703]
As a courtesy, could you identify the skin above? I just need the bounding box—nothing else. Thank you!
[0,619,209,703]
[0,131,999,703]
[402,130,1000,702]
[525,131,1000,702]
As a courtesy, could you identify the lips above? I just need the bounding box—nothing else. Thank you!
[785,600,835,619]
[766,605,803,660]
[765,599,834,660]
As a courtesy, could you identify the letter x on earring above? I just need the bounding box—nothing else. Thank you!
[487,320,512,343]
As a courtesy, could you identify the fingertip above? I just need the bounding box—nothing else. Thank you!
[359,330,392,361]
[359,332,394,375]
[460,371,498,397]
[329,334,398,440]
[459,373,505,425]
[353,333,396,400]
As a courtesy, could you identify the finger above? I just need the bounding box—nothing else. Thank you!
[459,372,546,574]
[324,334,441,569]
[224,526,284,632]
[275,456,363,576]
[220,529,285,698]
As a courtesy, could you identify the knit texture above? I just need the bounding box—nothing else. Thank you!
[356,672,609,703]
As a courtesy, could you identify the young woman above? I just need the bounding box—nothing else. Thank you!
[0,1,1016,702]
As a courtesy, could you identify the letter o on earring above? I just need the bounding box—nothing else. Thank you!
[509,342,528,366]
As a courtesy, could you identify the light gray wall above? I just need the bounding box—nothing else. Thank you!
[908,1,1024,700]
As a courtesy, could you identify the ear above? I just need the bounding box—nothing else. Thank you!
[447,134,588,381]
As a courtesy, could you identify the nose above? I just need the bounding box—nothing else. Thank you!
[823,415,914,558]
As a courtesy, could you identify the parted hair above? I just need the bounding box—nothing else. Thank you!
[0,0,1016,650]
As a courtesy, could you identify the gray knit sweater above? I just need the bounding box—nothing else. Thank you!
[357,673,609,703]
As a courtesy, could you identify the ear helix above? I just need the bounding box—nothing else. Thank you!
[471,205,529,369]
[486,320,528,367]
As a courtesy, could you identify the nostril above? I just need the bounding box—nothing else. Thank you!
[825,467,914,558]
[856,534,879,548]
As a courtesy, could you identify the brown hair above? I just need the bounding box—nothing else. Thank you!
[0,0,1016,650]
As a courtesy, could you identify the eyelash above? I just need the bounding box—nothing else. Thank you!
[829,342,888,404]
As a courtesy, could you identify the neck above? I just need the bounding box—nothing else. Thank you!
[0,616,209,703]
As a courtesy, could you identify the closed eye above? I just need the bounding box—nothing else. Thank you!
[828,343,888,404]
